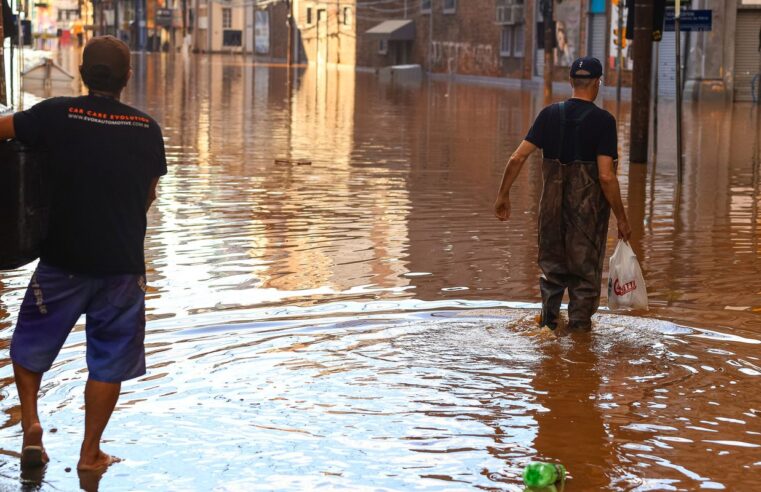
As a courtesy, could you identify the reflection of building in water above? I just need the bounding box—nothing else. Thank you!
[531,337,615,489]
[262,66,411,292]
[134,56,412,304]
[623,99,761,317]
[402,82,543,300]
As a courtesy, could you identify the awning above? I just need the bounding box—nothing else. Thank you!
[365,20,415,41]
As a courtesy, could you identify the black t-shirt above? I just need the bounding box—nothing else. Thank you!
[525,98,618,163]
[13,95,167,275]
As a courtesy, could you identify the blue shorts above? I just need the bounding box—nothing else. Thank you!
[11,262,147,383]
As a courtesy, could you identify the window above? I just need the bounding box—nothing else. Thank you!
[500,25,525,58]
[223,30,242,46]
[378,39,388,55]
[222,8,232,29]
[342,7,352,27]
[306,7,313,25]
[500,27,512,57]
[444,0,456,14]
[513,23,524,57]
[421,0,431,14]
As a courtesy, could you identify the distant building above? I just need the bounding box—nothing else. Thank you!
[91,0,182,51]
[244,0,290,60]
[348,0,623,89]
[79,0,758,102]
[187,0,244,53]
[292,0,357,66]
[288,0,758,102]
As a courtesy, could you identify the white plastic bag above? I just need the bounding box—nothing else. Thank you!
[607,240,648,310]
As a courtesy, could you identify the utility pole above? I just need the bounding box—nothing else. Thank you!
[541,0,554,102]
[181,0,187,38]
[616,0,623,103]
[675,0,684,183]
[286,0,293,66]
[629,0,654,164]
[428,0,433,74]
[136,0,146,51]
[652,44,659,163]
[0,0,6,106]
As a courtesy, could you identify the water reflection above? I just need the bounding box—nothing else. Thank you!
[0,53,760,490]
[531,333,610,489]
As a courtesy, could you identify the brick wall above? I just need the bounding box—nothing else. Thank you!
[291,0,629,85]
[357,0,532,79]
[355,0,410,68]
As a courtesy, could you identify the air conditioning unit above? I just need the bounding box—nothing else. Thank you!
[496,6,513,25]
[512,5,525,23]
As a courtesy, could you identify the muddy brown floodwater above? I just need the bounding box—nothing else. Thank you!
[0,53,760,491]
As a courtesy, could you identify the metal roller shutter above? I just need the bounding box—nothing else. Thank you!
[589,14,606,62]
[657,31,677,98]
[734,11,761,102]
[536,48,545,77]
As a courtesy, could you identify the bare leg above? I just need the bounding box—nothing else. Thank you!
[13,362,49,466]
[77,379,122,472]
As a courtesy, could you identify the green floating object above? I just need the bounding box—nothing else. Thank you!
[522,461,566,488]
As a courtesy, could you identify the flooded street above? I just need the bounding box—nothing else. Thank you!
[0,53,760,490]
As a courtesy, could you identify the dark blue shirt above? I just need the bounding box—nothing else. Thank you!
[525,98,618,163]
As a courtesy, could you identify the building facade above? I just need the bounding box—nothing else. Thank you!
[292,0,358,67]
[78,0,758,102]
[292,0,610,85]
[244,1,289,60]
[288,0,760,102]
[188,0,245,53]
[349,0,630,89]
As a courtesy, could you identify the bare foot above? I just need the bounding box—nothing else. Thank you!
[77,451,122,472]
[21,422,49,468]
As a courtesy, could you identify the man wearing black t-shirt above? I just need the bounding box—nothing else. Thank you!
[494,56,631,332]
[0,36,166,471]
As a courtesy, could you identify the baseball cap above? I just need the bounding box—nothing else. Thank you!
[80,35,131,91]
[569,56,603,79]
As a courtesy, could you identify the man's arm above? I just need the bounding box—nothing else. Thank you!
[597,155,632,241]
[0,115,15,140]
[494,140,537,221]
[146,177,160,212]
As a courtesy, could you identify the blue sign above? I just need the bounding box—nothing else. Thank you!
[589,0,605,14]
[665,9,713,32]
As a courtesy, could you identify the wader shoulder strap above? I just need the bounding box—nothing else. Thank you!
[554,102,596,163]
[570,105,596,162]
[555,102,566,159]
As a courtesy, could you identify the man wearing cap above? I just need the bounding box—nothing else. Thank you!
[494,56,631,332]
[0,36,166,470]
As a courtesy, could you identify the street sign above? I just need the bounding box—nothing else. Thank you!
[665,9,712,32]
[156,8,174,28]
